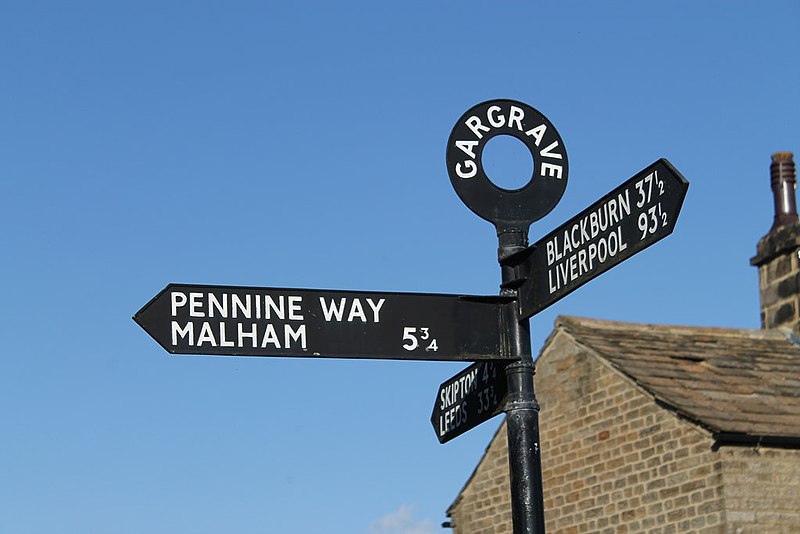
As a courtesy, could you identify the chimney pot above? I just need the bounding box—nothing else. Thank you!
[770,152,797,230]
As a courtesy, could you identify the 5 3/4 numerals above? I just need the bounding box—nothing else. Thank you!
[402,327,439,352]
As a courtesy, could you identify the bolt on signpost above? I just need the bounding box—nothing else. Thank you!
[134,99,688,534]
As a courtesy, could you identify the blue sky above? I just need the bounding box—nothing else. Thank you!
[2,2,799,533]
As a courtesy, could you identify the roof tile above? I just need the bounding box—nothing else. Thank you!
[552,316,800,437]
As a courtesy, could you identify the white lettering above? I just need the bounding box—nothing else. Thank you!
[570,224,580,251]
[265,295,285,320]
[366,298,385,323]
[320,297,346,321]
[580,217,590,242]
[232,294,251,319]
[285,324,306,349]
[189,292,205,317]
[524,124,546,146]
[608,198,619,226]
[171,292,187,317]
[456,160,477,179]
[171,321,193,345]
[598,239,608,262]
[465,116,490,139]
[487,105,505,128]
[347,299,367,322]
[578,248,588,275]
[261,324,280,348]
[288,296,303,320]
[208,293,227,318]
[619,190,631,218]
[588,243,598,269]
[238,323,258,347]
[219,322,234,347]
[196,322,217,346]
[541,162,563,179]
[540,140,562,159]
[562,230,573,256]
[456,140,479,159]
[508,106,524,131]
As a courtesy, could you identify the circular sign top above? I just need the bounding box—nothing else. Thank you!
[446,99,569,230]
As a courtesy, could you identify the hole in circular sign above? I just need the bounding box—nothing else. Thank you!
[481,134,535,191]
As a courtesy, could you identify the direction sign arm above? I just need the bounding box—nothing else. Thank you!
[134,284,518,362]
[515,158,689,319]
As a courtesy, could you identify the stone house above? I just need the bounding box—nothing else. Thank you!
[445,153,800,533]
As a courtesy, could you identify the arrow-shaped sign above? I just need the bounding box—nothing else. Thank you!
[431,360,509,443]
[134,284,515,362]
[514,158,689,319]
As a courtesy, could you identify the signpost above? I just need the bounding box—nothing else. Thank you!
[134,98,688,534]
[134,284,515,361]
[431,360,509,443]
[446,99,568,232]
[445,99,574,534]
[513,158,689,319]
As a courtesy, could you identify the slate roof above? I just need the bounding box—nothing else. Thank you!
[554,316,800,440]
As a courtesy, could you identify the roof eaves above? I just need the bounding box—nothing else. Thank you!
[712,432,800,450]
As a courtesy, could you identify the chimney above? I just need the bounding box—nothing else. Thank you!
[751,152,800,331]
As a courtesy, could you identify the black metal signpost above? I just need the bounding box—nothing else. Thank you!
[445,100,688,534]
[134,284,515,361]
[431,360,509,443]
[134,98,688,534]
[446,99,571,534]
[512,158,689,320]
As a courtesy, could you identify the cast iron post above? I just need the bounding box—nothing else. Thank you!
[499,229,545,534]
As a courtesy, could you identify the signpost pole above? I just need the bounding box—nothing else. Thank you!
[445,99,569,534]
[499,231,545,534]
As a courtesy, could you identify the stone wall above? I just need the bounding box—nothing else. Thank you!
[720,447,800,533]
[447,427,512,534]
[448,330,727,532]
[535,331,726,533]
[751,221,800,332]
[446,330,800,533]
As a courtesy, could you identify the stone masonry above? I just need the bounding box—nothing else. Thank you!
[533,330,727,533]
[447,427,513,534]
[751,221,800,332]
[752,152,800,332]
[720,447,800,533]
[446,321,800,533]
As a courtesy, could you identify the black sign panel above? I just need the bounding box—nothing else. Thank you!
[516,158,689,319]
[134,284,515,361]
[446,99,569,231]
[431,360,509,443]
